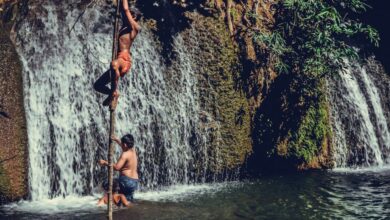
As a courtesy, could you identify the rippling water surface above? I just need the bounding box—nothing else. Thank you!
[1,170,389,219]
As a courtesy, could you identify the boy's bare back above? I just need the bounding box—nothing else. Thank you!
[120,149,138,179]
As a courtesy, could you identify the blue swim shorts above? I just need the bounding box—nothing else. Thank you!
[118,175,139,202]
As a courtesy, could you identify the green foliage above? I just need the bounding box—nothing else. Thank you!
[269,0,379,164]
[254,0,379,80]
[289,93,330,162]
[250,1,378,167]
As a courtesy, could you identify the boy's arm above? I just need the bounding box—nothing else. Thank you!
[98,159,108,166]
[100,153,126,171]
[123,0,141,32]
[100,136,127,170]
[111,135,124,148]
[113,153,126,171]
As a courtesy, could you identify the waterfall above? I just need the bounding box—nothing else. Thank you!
[328,59,390,168]
[13,1,210,200]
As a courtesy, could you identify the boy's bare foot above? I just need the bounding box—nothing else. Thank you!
[103,90,120,107]
[109,90,120,110]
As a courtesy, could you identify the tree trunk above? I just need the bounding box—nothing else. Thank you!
[107,1,121,219]
[226,0,233,36]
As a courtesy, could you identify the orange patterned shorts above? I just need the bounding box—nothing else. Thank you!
[117,51,132,77]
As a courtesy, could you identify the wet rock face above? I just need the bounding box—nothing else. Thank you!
[327,57,390,168]
[0,4,28,203]
[365,58,390,132]
[0,0,28,26]
[179,12,252,172]
[189,12,252,169]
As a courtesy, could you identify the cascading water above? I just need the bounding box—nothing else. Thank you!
[328,59,390,168]
[13,1,213,201]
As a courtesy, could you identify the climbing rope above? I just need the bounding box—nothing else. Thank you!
[107,0,121,219]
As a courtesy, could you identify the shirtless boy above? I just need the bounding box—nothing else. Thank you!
[99,134,139,202]
[94,0,141,109]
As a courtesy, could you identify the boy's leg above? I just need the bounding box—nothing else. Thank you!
[102,68,119,107]
[97,193,108,206]
[113,193,122,206]
[93,69,112,95]
[119,177,138,203]
[103,58,127,108]
[119,194,132,207]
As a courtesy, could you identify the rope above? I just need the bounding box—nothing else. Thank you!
[107,1,121,219]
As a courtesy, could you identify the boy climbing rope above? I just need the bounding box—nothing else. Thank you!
[94,0,141,109]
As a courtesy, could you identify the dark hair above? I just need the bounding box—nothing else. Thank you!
[121,134,134,148]
[103,180,120,193]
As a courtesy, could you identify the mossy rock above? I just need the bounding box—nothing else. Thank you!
[180,12,252,172]
[287,88,333,169]
[251,75,333,171]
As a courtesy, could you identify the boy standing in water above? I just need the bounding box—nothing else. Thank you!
[94,0,141,109]
[99,134,139,203]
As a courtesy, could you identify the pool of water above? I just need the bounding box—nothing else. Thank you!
[1,169,390,219]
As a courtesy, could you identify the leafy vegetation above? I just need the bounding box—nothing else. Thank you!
[249,0,379,167]
[254,0,379,81]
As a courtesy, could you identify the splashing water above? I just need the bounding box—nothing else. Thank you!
[3,182,236,215]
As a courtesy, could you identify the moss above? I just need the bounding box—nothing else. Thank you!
[181,13,252,172]
[288,94,330,164]
[250,76,333,172]
[197,0,337,171]
[275,80,333,169]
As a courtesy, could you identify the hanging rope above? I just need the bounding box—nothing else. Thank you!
[107,0,121,219]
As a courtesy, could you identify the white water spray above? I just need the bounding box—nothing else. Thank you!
[329,60,390,168]
[14,2,210,200]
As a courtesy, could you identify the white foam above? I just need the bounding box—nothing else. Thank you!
[3,196,100,214]
[2,182,238,214]
[332,165,390,173]
[137,182,235,202]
